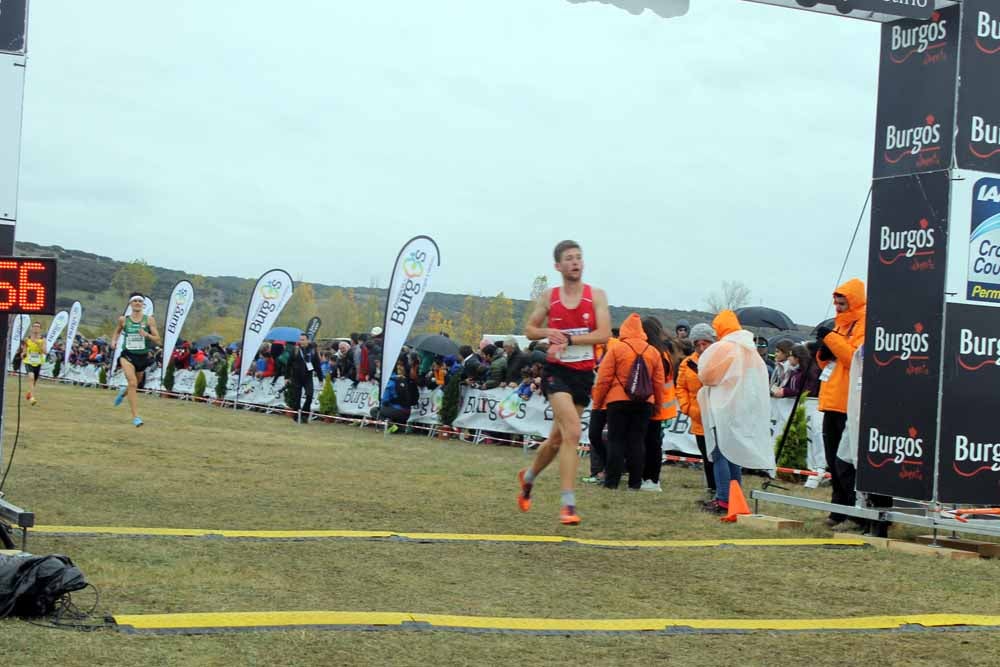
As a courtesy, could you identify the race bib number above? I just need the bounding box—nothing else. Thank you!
[549,327,593,363]
[305,362,313,372]
[27,353,42,366]
[819,361,837,382]
[125,333,145,351]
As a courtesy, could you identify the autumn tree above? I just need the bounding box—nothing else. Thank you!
[110,260,155,302]
[482,292,515,335]
[455,296,484,346]
[421,308,455,338]
[279,282,317,329]
[705,280,751,313]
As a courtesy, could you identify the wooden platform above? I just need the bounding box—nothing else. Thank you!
[915,535,1000,558]
[860,536,981,560]
[736,514,804,531]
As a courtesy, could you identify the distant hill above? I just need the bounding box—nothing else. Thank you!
[14,241,800,343]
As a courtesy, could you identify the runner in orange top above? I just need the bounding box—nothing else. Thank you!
[518,240,610,525]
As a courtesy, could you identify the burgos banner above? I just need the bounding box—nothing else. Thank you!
[162,280,195,373]
[968,177,1000,303]
[63,301,83,373]
[239,269,294,381]
[380,236,440,399]
[45,310,69,352]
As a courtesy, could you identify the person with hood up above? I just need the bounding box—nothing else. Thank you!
[697,310,774,514]
[676,323,717,496]
[591,313,665,491]
[816,278,866,530]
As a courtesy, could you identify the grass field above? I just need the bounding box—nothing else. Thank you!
[2,381,999,666]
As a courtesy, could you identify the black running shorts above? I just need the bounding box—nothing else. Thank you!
[120,352,152,374]
[541,362,595,408]
[25,364,41,380]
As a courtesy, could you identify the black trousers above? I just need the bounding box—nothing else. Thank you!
[822,411,857,522]
[588,409,607,477]
[642,420,664,484]
[373,405,411,424]
[290,380,314,423]
[604,401,652,490]
[695,434,716,491]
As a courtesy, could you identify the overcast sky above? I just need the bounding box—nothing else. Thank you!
[15,0,878,325]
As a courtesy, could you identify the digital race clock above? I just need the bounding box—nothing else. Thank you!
[0,257,56,314]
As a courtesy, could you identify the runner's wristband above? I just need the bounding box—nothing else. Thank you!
[566,334,573,347]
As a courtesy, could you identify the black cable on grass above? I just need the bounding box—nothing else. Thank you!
[25,585,113,632]
[0,371,24,494]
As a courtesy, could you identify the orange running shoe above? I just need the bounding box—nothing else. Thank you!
[560,505,581,526]
[517,469,532,512]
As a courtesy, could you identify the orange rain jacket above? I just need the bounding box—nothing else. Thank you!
[591,314,665,410]
[817,278,866,414]
[651,350,679,422]
[676,351,704,436]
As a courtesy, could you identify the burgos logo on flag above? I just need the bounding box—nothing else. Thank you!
[403,251,426,279]
[175,287,190,305]
[390,250,430,326]
[967,178,1000,303]
[259,279,282,300]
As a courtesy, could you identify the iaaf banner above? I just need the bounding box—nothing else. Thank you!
[110,296,154,376]
[966,177,1000,303]
[873,7,959,180]
[380,236,440,399]
[956,0,1000,174]
[62,301,82,373]
[857,171,950,500]
[306,316,321,342]
[8,313,29,368]
[161,281,195,372]
[938,302,1000,503]
[45,310,69,352]
[238,269,294,383]
[0,0,27,54]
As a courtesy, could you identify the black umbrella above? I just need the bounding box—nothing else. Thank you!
[193,334,223,350]
[812,318,835,336]
[408,334,459,358]
[734,306,795,331]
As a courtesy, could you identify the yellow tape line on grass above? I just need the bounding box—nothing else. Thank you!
[31,525,865,549]
[111,611,1000,634]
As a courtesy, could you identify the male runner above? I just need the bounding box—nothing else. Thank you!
[518,240,610,525]
[20,322,46,405]
[111,293,162,427]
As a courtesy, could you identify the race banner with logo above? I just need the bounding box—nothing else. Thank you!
[62,301,83,373]
[380,236,440,399]
[956,0,1000,174]
[44,310,69,352]
[873,7,959,180]
[0,0,27,55]
[966,176,1000,303]
[238,269,294,387]
[110,296,154,376]
[938,302,1000,503]
[857,171,950,500]
[8,313,29,368]
[161,280,195,372]
[306,316,322,342]
[331,379,382,417]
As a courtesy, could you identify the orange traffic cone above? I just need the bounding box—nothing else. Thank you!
[720,480,751,523]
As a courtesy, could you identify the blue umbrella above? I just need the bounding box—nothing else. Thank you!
[265,326,303,343]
